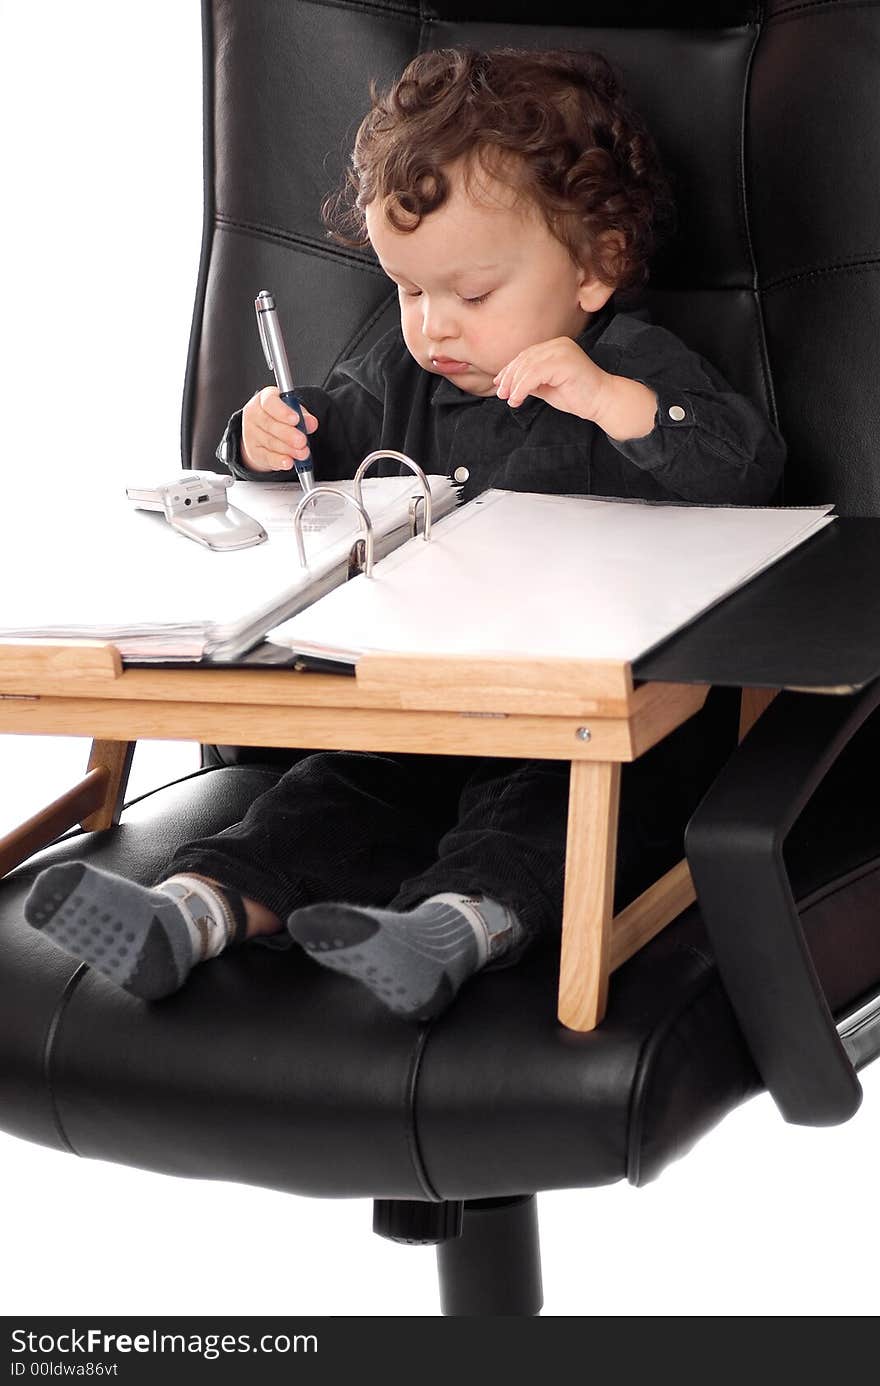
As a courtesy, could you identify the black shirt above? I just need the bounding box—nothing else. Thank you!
[217,302,786,506]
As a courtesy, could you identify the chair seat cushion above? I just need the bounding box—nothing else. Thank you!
[1,765,877,1198]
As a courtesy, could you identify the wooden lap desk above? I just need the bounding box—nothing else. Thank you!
[1,517,876,1033]
[0,641,725,1031]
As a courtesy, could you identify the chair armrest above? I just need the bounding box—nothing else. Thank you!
[685,682,880,1127]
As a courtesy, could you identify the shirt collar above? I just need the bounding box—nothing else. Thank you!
[428,300,617,429]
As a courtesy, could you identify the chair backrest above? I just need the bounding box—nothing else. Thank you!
[183,0,880,515]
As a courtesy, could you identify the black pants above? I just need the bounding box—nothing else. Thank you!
[164,688,740,962]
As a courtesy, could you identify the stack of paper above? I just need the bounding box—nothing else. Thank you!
[0,474,459,662]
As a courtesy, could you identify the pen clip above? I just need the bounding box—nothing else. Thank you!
[255,300,274,373]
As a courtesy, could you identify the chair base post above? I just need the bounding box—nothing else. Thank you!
[436,1194,542,1317]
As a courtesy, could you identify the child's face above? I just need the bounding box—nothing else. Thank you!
[365,160,615,397]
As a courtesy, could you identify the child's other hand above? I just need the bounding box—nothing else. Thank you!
[241,386,318,472]
[493,338,610,421]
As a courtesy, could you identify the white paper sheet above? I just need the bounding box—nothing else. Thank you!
[268,490,835,666]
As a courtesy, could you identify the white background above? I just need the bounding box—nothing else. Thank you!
[1,1,878,1318]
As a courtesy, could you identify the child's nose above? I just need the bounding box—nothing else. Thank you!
[421,298,458,343]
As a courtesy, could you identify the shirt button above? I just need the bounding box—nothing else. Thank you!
[453,466,470,483]
[668,404,687,422]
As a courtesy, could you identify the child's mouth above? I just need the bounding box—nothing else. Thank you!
[430,356,471,375]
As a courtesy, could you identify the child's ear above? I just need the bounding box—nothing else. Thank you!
[576,275,616,313]
[576,231,626,311]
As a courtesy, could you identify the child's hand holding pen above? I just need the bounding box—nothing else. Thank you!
[241,387,319,473]
[493,336,658,442]
[246,289,318,483]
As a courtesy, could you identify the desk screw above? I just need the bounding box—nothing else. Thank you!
[575,727,591,742]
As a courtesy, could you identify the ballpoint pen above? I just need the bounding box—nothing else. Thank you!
[254,289,315,492]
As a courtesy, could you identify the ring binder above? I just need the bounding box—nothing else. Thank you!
[353,451,435,541]
[294,451,437,578]
[408,496,426,539]
[293,486,375,575]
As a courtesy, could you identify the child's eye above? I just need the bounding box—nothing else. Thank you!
[401,288,422,298]
[461,292,491,306]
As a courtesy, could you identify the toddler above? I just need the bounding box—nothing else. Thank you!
[25,48,785,1021]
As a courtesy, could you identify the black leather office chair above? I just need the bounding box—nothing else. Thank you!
[2,0,880,1316]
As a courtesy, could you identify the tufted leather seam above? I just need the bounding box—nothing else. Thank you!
[417,2,435,58]
[215,214,384,273]
[35,767,282,1153]
[181,0,217,467]
[764,257,880,293]
[740,22,780,436]
[4,774,229,871]
[18,767,275,859]
[325,291,401,378]
[294,0,423,23]
[625,952,718,1187]
[30,765,294,1160]
[678,854,880,977]
[402,1024,443,1200]
[293,4,429,379]
[121,764,231,813]
[42,965,91,1157]
[737,21,761,282]
[127,765,280,807]
[792,852,880,913]
[768,0,880,24]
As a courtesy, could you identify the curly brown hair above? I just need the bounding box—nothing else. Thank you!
[323,47,675,300]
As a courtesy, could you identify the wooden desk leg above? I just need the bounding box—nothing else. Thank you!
[0,740,135,879]
[557,759,621,1031]
[81,740,136,831]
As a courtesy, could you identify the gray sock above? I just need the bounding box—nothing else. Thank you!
[286,891,522,1021]
[23,862,238,1000]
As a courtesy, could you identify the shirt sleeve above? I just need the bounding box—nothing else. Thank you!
[591,317,787,504]
[215,334,393,484]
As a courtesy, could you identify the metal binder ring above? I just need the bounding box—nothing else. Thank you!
[353,450,434,541]
[293,486,375,576]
